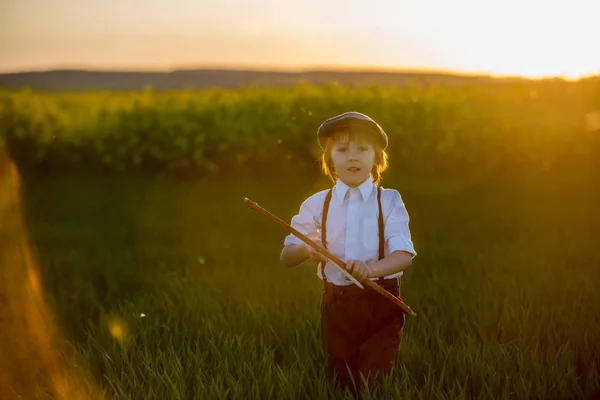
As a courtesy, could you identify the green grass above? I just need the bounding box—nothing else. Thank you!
[6,166,600,399]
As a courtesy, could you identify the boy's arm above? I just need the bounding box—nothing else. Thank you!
[368,190,416,278]
[279,197,323,267]
[280,244,310,267]
[367,250,413,278]
[281,242,329,268]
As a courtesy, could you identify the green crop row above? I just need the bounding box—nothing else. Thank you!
[1,80,599,178]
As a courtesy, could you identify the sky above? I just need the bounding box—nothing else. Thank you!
[1,0,599,79]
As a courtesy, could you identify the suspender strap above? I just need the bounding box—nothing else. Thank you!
[377,186,384,261]
[320,189,333,284]
[321,185,385,285]
[377,186,385,282]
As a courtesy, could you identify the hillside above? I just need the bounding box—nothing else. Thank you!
[0,68,531,91]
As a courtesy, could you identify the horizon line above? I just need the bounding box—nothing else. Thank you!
[1,63,596,81]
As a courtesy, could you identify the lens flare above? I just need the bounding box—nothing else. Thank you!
[0,141,105,400]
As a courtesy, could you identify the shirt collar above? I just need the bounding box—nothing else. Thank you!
[334,178,375,204]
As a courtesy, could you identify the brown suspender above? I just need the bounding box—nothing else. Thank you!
[377,186,385,263]
[320,186,385,285]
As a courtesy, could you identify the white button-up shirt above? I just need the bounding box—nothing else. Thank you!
[284,178,416,286]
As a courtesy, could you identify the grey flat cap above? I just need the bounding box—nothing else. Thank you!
[317,111,388,150]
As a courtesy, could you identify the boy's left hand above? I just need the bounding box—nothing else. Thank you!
[345,259,371,281]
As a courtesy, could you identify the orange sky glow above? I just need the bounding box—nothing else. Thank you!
[1,0,599,79]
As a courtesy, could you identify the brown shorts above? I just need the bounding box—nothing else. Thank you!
[320,278,405,393]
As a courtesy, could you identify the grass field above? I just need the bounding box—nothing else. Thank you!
[2,157,600,399]
[1,80,600,399]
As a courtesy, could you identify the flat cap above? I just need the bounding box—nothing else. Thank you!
[317,111,388,150]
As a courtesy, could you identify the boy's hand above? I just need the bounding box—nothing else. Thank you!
[300,242,329,263]
[345,259,371,281]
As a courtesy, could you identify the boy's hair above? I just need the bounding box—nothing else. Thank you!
[320,128,389,185]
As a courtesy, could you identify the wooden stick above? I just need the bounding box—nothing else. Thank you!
[243,197,417,317]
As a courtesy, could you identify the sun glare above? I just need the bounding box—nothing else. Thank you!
[1,141,105,400]
[471,0,600,80]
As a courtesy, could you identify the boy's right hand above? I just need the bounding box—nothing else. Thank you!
[301,241,329,263]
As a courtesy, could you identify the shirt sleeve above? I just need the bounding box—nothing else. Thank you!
[385,190,417,257]
[283,196,320,247]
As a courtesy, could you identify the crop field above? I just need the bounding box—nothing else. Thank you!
[1,80,600,399]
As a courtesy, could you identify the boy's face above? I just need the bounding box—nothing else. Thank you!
[330,134,375,188]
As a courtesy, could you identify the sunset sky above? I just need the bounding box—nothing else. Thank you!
[2,0,599,79]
